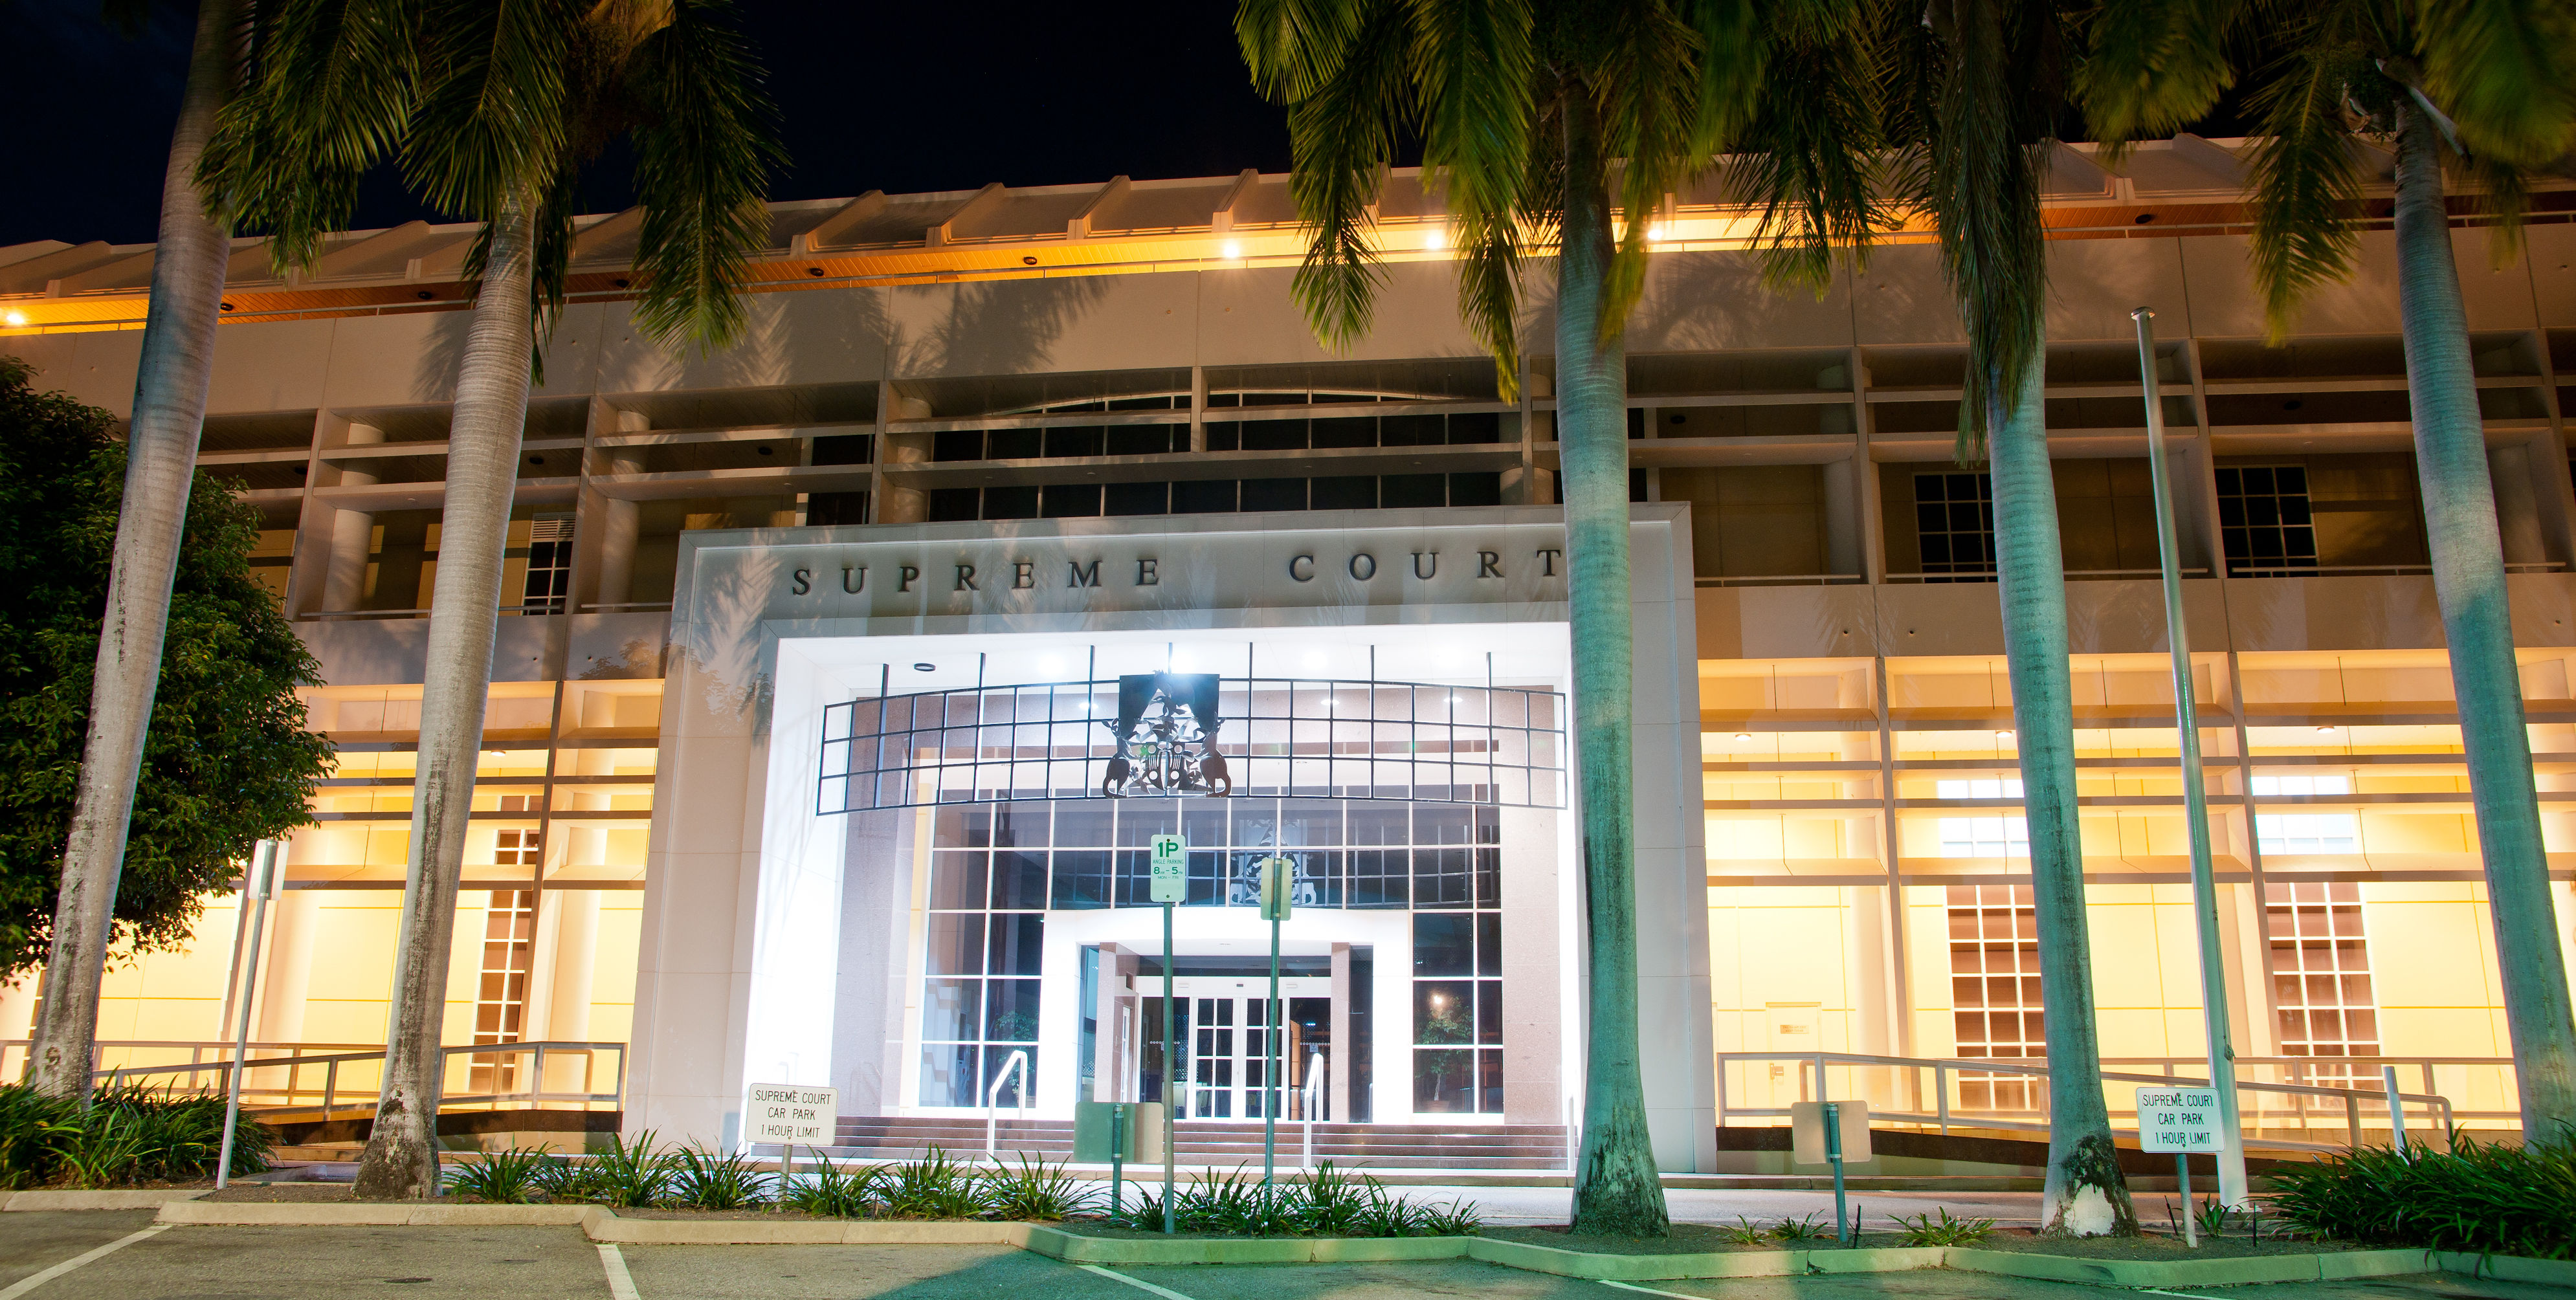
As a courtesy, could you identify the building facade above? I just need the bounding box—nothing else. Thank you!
[4,136,2574,1163]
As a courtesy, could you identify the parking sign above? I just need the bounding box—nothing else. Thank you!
[2136,1086,2229,1152]
[1149,833,1187,903]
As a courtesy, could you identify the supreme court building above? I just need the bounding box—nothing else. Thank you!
[5,137,2574,1166]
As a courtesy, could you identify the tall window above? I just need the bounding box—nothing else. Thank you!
[494,794,542,870]
[1946,884,2045,1110]
[2252,775,2359,855]
[919,803,1045,1108]
[521,514,573,613]
[1915,472,1996,580]
[2215,466,2318,577]
[1937,778,2027,858]
[1410,805,1503,1115]
[2266,883,2381,1086]
[469,890,537,1094]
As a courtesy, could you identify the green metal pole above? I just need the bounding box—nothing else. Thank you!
[2133,307,2250,1207]
[1265,911,1280,1189]
[1163,901,1176,1234]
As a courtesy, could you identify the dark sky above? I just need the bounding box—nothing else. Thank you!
[1,0,1296,249]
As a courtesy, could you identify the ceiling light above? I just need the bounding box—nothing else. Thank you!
[3,311,26,327]
[913,662,935,672]
[1425,227,1447,250]
[2316,725,2337,734]
[1645,225,1667,242]
[1995,730,2014,739]
[1220,240,1243,260]
[1735,733,1751,742]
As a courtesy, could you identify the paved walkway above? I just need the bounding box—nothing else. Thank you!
[0,1212,2567,1300]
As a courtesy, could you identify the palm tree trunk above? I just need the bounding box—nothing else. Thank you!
[2391,102,2576,1134]
[1557,79,1669,1239]
[1990,348,2138,1235]
[351,195,540,1198]
[25,0,244,1100]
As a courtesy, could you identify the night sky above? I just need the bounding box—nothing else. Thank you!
[5,1,2257,252]
[2,0,1295,249]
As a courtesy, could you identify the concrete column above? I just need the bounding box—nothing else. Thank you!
[876,395,933,523]
[322,421,383,610]
[547,888,601,1097]
[594,455,643,606]
[1329,942,1352,1122]
[1093,942,1124,1102]
[1843,885,1896,1057]
[254,890,320,1046]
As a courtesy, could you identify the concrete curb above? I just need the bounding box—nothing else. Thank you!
[3,1189,209,1211]
[2433,1251,2576,1288]
[121,1201,2571,1288]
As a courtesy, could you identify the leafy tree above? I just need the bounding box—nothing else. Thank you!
[206,0,780,1198]
[1236,0,1878,1235]
[2084,0,2576,1140]
[0,357,331,980]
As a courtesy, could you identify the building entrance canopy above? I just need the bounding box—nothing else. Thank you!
[818,672,1566,813]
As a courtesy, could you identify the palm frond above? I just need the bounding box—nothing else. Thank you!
[1453,208,1526,399]
[1277,0,1411,349]
[623,0,783,352]
[1918,0,2050,460]
[1408,0,1537,234]
[2245,27,2371,341]
[404,0,583,219]
[2076,0,2241,151]
[1239,0,1373,102]
[1685,0,1765,149]
[2414,0,2576,166]
[1593,0,1704,333]
[1724,0,1891,294]
[199,0,421,271]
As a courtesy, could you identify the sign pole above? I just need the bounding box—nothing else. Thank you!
[1109,1103,1126,1217]
[2133,307,2251,1207]
[1258,854,1290,1189]
[1162,900,1175,1234]
[1147,832,1188,1234]
[1824,1099,1847,1245]
[216,840,280,1191]
[2179,1152,2196,1246]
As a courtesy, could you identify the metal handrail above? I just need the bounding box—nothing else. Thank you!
[1301,1048,1326,1168]
[1716,1050,2458,1156]
[985,1050,1031,1162]
[47,1040,627,1119]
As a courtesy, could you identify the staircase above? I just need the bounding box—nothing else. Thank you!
[817,1116,1568,1171]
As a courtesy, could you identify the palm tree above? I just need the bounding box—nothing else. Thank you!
[2083,0,2576,1141]
[1236,0,1878,1235]
[1877,0,2138,1234]
[208,0,779,1197]
[30,0,298,1101]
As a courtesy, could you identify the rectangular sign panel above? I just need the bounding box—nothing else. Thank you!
[2136,1086,2228,1152]
[1789,1099,1871,1165]
[746,1083,838,1145]
[1148,833,1186,903]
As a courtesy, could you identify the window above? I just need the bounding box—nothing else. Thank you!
[493,794,542,868]
[2265,883,2381,1086]
[1915,472,1996,580]
[2216,466,2318,577]
[918,804,1046,1108]
[468,890,537,1094]
[520,515,572,614]
[1946,884,2045,1110]
[1936,778,2026,858]
[1411,812,1503,1116]
[2252,775,2359,855]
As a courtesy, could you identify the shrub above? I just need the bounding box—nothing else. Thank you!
[531,1152,604,1203]
[671,1143,770,1210]
[0,1083,268,1187]
[447,1147,551,1204]
[1768,1213,1833,1243]
[1095,1162,1478,1238]
[2267,1133,2576,1259]
[584,1130,678,1208]
[781,1154,880,1218]
[1894,1207,1995,1246]
[984,1154,1094,1221]
[880,1147,992,1218]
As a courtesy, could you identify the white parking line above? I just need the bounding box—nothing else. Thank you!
[1078,1262,1201,1300]
[0,1222,170,1300]
[597,1242,641,1300]
[1597,1281,1711,1299]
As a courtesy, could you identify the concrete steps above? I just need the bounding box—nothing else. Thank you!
[815,1117,1570,1171]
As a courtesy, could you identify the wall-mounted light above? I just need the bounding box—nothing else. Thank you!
[1220,240,1243,260]
[1424,226,1447,250]
[2,311,24,327]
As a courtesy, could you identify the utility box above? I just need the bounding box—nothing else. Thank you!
[1789,1099,1872,1165]
[1072,1101,1164,1162]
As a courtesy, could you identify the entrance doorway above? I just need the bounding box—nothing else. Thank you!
[1170,976,1330,1119]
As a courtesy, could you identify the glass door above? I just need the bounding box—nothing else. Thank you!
[1168,977,1329,1119]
